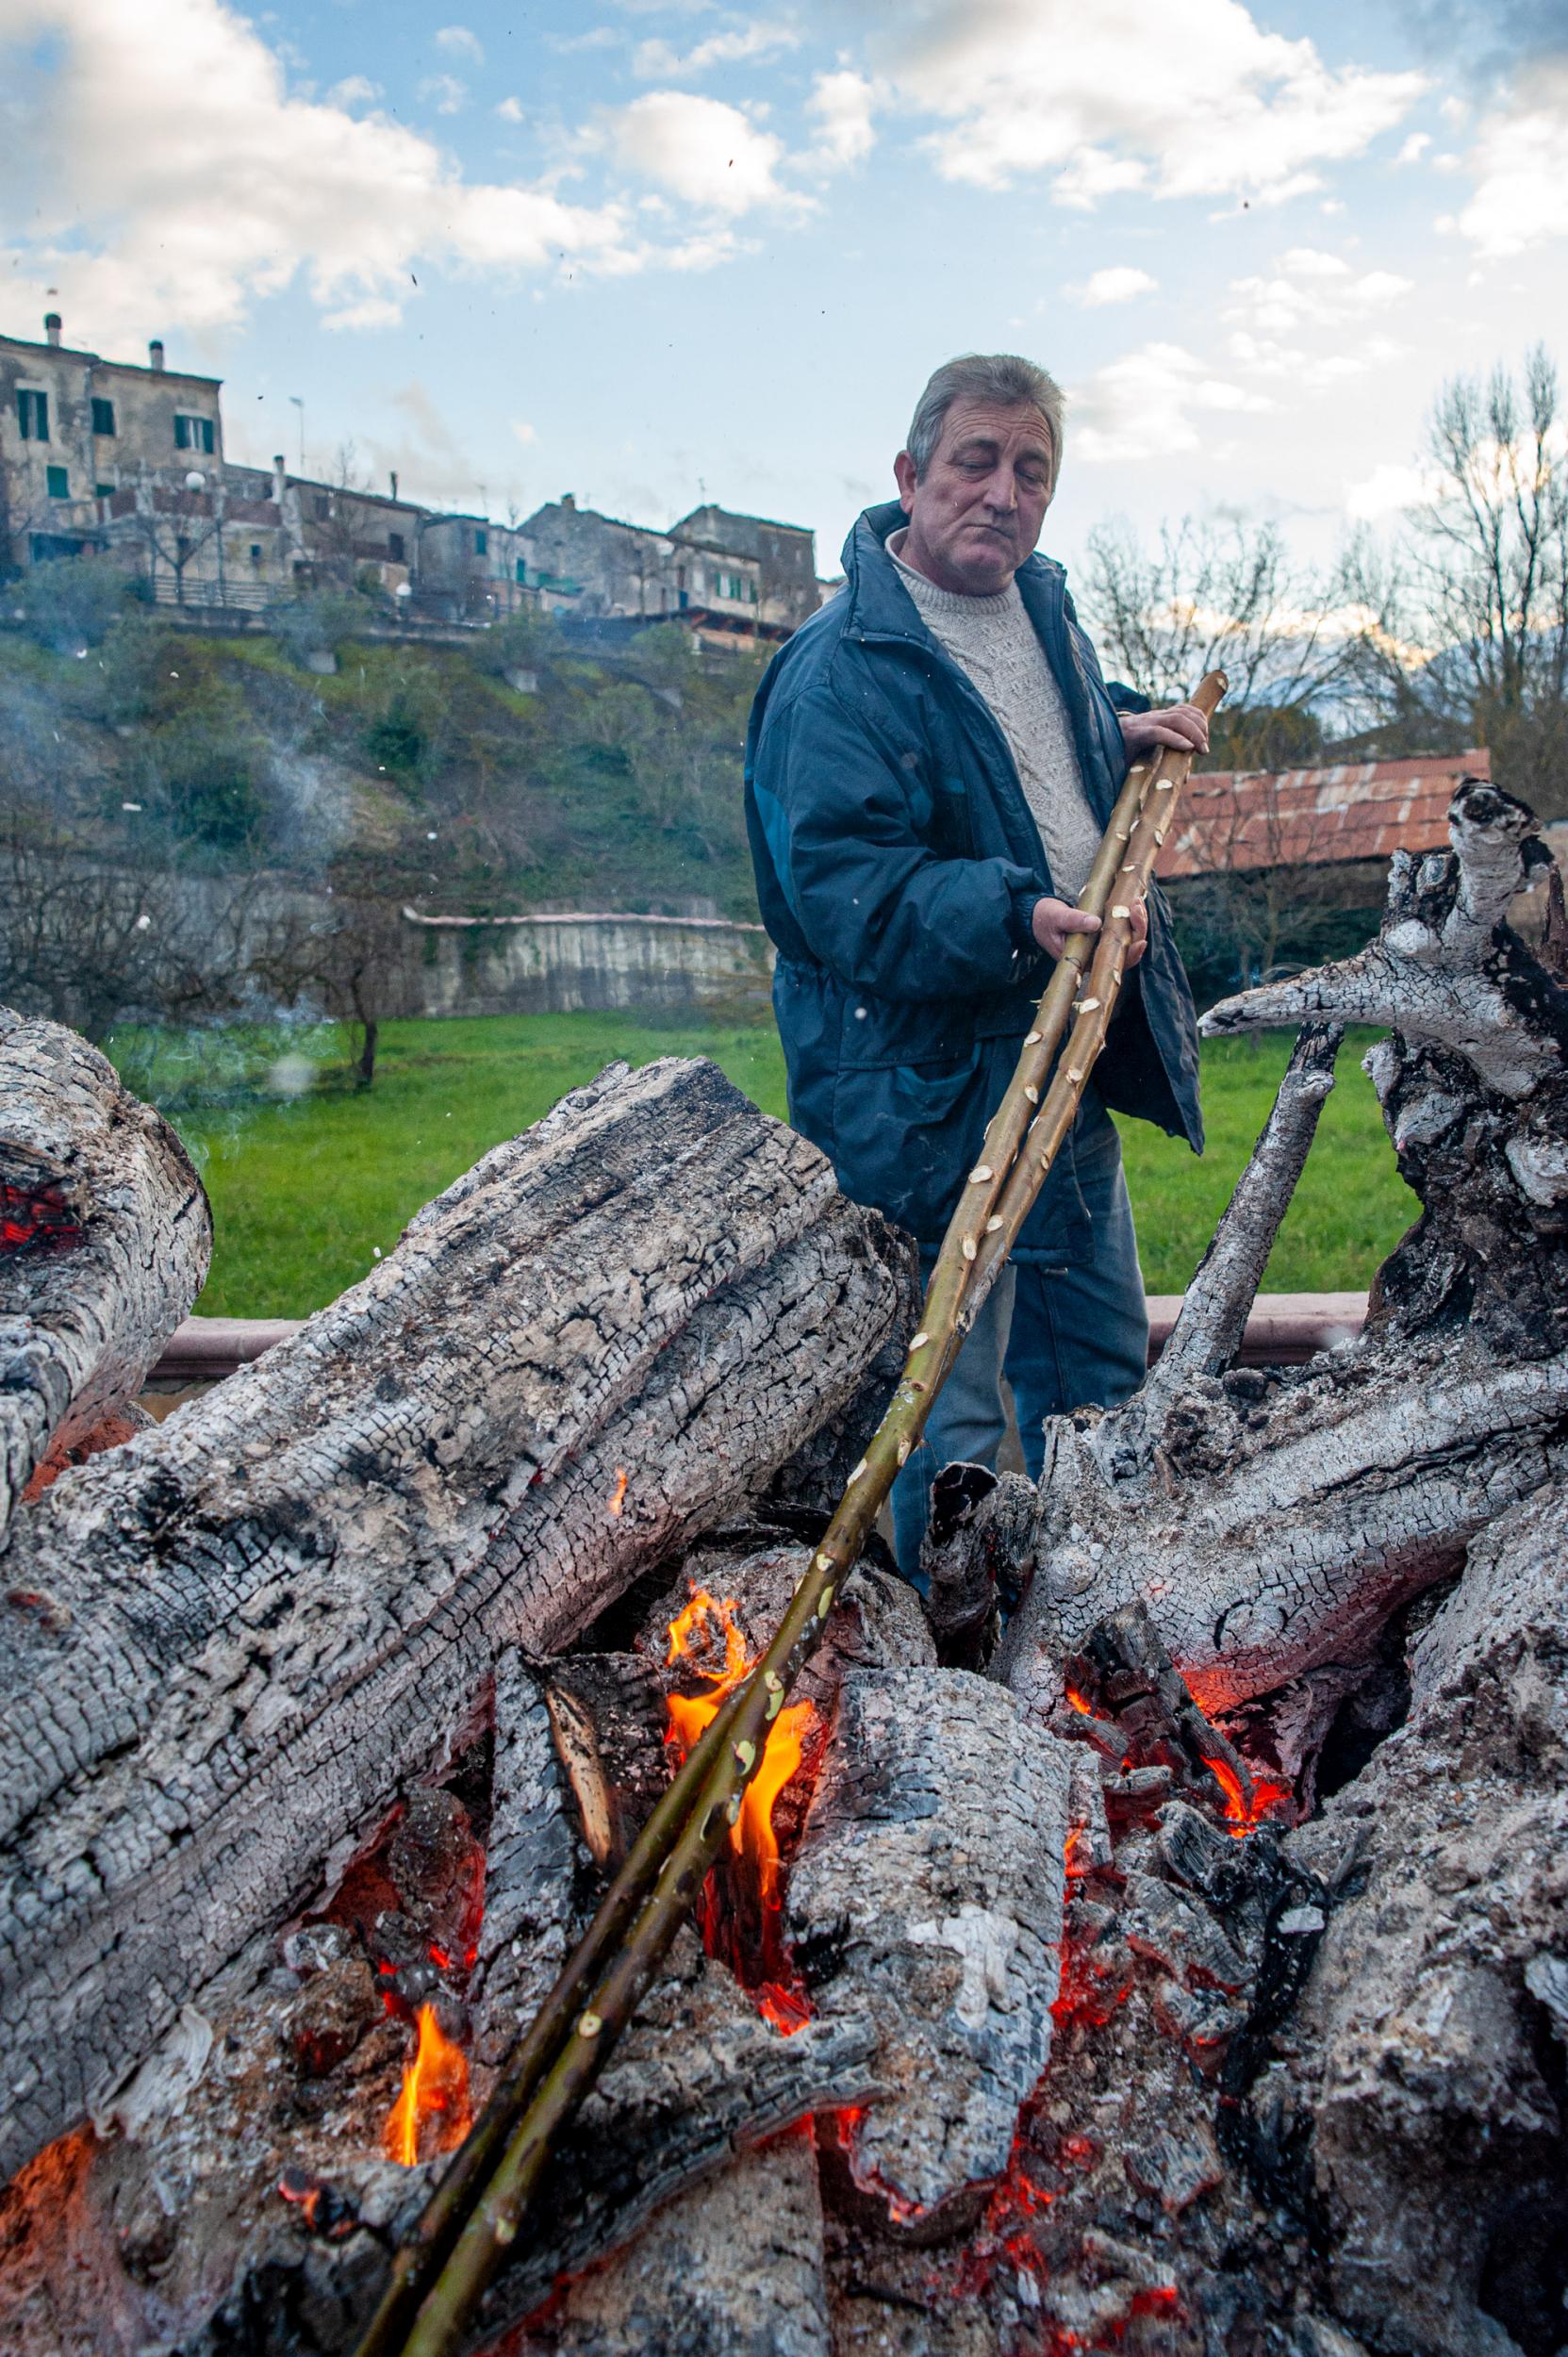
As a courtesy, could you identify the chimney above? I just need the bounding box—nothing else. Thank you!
[43,313,61,349]
[389,470,399,501]
[149,338,165,372]
[272,453,287,503]
[560,492,576,511]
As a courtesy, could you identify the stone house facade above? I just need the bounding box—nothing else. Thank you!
[1,316,818,640]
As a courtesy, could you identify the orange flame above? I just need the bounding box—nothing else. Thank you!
[663,1588,816,2006]
[383,2003,470,2167]
[606,1466,628,1519]
[1201,1754,1292,1839]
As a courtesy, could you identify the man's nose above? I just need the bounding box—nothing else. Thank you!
[982,469,1018,513]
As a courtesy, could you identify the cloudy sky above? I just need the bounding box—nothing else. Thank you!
[1,0,1562,575]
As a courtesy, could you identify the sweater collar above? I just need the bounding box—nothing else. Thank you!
[840,500,1065,644]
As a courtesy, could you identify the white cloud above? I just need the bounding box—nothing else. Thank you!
[1454,67,1568,256]
[1072,342,1272,464]
[495,95,525,123]
[1223,246,1413,365]
[0,0,647,342]
[632,23,798,79]
[419,74,469,116]
[599,90,802,218]
[1395,130,1431,163]
[1344,459,1442,520]
[435,25,484,65]
[864,0,1425,207]
[510,418,537,446]
[803,70,878,172]
[326,75,382,108]
[1070,265,1158,306]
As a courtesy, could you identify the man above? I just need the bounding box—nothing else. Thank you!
[744,352,1207,1580]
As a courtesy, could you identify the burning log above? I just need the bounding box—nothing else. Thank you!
[787,1669,1071,2233]
[0,1054,916,2182]
[0,1008,210,1531]
[974,782,1568,1721]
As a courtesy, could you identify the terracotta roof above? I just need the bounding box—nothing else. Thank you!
[1157,750,1491,881]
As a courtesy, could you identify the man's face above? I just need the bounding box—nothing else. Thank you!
[894,400,1057,597]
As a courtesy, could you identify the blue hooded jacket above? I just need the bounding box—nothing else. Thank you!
[744,502,1203,1265]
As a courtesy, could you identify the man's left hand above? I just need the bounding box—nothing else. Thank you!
[1120,702,1209,759]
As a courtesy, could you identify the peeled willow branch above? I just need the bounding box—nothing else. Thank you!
[370,668,1227,2357]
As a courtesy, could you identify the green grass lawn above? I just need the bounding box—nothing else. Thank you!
[107,1014,1416,1319]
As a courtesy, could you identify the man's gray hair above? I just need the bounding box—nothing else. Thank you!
[905,354,1066,486]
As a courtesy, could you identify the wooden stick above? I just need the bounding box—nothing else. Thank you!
[369,669,1227,2357]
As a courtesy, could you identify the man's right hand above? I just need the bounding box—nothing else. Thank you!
[1032,896,1102,961]
[1032,895,1147,966]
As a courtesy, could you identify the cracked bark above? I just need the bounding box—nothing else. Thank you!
[0,1054,916,2182]
[0,1007,210,1535]
[976,781,1568,1720]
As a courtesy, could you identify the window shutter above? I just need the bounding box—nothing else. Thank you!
[45,465,69,500]
[174,414,190,450]
[91,398,116,437]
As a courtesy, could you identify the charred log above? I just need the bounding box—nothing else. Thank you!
[0,1007,209,1535]
[785,1668,1071,2233]
[0,1055,916,2181]
[972,783,1568,1721]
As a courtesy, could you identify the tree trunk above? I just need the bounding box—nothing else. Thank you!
[0,1007,210,1537]
[0,1054,916,2181]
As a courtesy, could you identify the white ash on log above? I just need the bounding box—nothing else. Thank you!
[509,2129,832,2357]
[0,1007,210,1529]
[785,1668,1071,2233]
[1279,1476,1568,2357]
[966,783,1568,1722]
[0,1054,917,2183]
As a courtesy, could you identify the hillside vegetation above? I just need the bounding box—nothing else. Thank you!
[0,591,769,927]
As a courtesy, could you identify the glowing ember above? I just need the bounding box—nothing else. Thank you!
[606,1466,628,1519]
[0,1181,85,1256]
[383,2003,470,2167]
[1201,1754,1292,1839]
[663,1586,817,2018]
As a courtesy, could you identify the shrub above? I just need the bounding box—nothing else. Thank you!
[267,588,376,667]
[15,554,134,651]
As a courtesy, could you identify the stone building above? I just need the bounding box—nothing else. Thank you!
[2,315,819,643]
[669,503,818,632]
[0,315,225,576]
[520,494,819,641]
[519,497,687,623]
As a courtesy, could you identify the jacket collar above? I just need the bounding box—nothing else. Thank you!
[840,500,1066,645]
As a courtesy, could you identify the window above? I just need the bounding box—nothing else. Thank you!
[45,465,69,500]
[16,388,48,441]
[474,528,487,555]
[314,495,331,520]
[388,532,405,564]
[173,413,215,454]
[515,557,526,585]
[94,482,113,498]
[249,544,263,569]
[91,397,116,437]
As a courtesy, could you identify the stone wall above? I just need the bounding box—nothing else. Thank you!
[402,907,775,1019]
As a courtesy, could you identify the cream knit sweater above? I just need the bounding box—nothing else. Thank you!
[889,530,1102,903]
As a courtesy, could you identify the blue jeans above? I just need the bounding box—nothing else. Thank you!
[889,1099,1149,1585]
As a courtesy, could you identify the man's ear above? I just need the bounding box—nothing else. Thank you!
[893,449,917,513]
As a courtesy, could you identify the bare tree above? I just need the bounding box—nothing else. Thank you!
[250,872,410,1085]
[1081,512,1345,769]
[0,811,258,1042]
[1339,345,1568,809]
